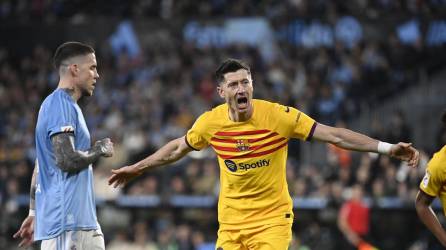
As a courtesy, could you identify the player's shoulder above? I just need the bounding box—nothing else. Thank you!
[43,89,72,105]
[253,99,276,108]
[427,145,446,175]
[40,89,75,115]
[253,99,299,115]
[202,103,227,119]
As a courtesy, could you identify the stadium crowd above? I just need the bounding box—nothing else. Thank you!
[1,0,446,249]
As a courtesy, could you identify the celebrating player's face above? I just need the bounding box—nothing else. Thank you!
[76,53,99,97]
[219,69,253,114]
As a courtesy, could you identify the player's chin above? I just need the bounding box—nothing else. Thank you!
[86,88,95,96]
[236,101,250,112]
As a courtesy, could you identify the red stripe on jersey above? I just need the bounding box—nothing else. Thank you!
[211,137,287,152]
[214,129,270,136]
[210,132,279,143]
[217,140,288,159]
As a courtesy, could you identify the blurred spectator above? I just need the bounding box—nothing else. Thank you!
[338,184,375,250]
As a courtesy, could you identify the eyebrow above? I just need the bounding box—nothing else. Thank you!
[227,78,248,83]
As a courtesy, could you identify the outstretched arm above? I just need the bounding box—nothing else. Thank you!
[312,123,419,167]
[415,190,446,247]
[108,136,193,188]
[51,133,114,173]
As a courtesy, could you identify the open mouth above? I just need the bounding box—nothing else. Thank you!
[236,97,248,109]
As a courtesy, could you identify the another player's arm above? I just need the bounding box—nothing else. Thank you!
[311,123,419,167]
[51,132,113,173]
[415,190,446,246]
[108,136,193,187]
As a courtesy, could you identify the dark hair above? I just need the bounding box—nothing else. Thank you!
[53,41,95,70]
[215,58,250,84]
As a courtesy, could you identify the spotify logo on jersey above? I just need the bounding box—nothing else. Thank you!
[224,160,237,172]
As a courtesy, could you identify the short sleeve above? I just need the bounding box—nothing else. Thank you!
[275,104,316,140]
[420,155,445,197]
[47,95,77,137]
[185,113,209,151]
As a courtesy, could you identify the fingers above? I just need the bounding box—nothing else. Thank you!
[409,148,420,168]
[15,230,33,247]
[20,230,27,238]
[397,142,412,148]
[18,237,33,247]
[108,173,126,188]
[395,142,421,167]
[113,180,121,188]
[13,229,22,238]
[108,174,117,185]
[111,169,121,174]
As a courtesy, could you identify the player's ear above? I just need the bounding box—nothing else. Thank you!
[69,64,79,77]
[217,85,225,98]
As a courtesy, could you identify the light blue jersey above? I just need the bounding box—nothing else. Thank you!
[34,89,98,240]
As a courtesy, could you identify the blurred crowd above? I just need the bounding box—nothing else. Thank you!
[1,0,446,249]
[1,0,446,21]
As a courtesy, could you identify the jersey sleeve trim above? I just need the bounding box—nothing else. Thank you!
[306,122,317,141]
[185,135,199,151]
[49,131,75,139]
[418,188,436,199]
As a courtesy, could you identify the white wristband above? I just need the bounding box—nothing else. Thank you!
[377,141,393,155]
[28,209,35,217]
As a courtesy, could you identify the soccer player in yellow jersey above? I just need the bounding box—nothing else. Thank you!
[416,112,446,247]
[109,59,420,249]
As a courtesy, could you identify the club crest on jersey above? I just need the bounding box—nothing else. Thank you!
[422,170,431,188]
[235,139,250,151]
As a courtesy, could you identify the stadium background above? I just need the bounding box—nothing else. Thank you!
[1,0,446,249]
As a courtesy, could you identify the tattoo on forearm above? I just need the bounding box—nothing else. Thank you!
[51,133,102,173]
[29,163,37,210]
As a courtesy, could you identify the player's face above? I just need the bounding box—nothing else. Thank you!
[75,53,99,97]
[217,69,253,114]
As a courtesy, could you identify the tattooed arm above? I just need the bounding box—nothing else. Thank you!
[51,132,113,173]
[30,160,37,210]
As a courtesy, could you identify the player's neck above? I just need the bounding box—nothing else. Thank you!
[228,105,253,122]
[57,81,81,102]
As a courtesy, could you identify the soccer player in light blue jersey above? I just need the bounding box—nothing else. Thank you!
[14,42,114,250]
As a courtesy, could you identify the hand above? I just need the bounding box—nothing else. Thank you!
[390,142,420,168]
[108,165,142,188]
[95,138,114,157]
[13,216,34,247]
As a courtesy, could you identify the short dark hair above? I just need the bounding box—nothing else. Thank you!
[53,41,95,69]
[215,58,250,84]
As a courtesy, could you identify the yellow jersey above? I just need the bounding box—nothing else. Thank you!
[186,99,316,230]
[420,145,446,215]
